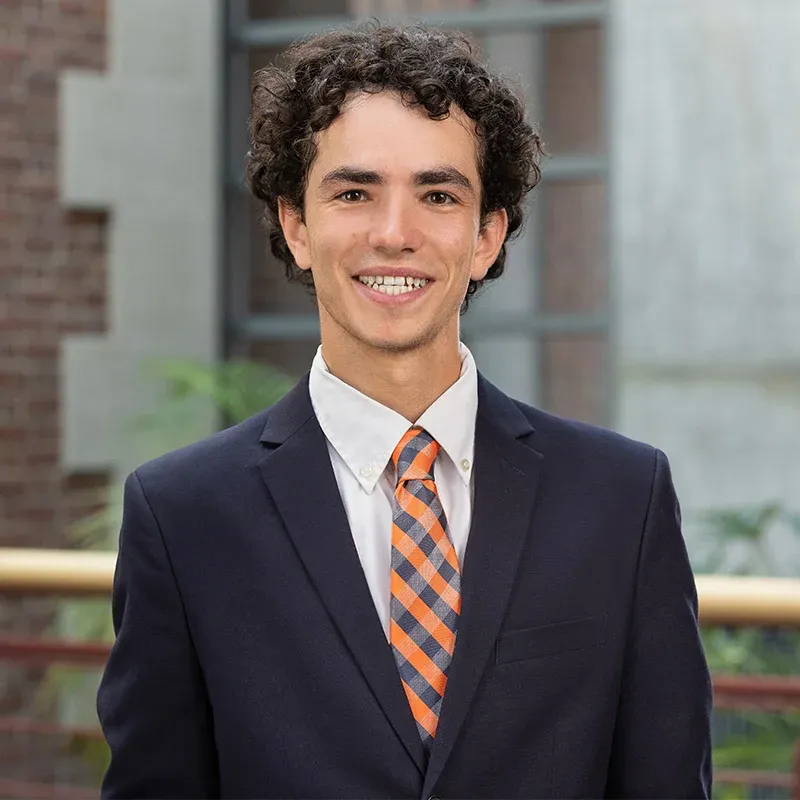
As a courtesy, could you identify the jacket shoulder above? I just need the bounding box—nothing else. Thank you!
[131,405,275,494]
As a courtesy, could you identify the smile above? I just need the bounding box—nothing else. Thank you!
[357,275,429,295]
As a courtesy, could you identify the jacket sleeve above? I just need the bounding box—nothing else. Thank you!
[605,449,713,799]
[97,470,219,798]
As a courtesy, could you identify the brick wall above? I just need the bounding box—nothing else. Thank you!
[0,0,108,786]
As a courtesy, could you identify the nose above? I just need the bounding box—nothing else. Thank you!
[366,195,422,254]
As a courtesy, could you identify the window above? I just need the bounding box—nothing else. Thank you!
[223,0,612,424]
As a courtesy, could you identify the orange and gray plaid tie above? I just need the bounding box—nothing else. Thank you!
[389,426,462,752]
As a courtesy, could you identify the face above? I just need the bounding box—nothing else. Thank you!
[279,90,507,357]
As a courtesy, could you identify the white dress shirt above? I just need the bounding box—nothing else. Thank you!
[308,343,478,640]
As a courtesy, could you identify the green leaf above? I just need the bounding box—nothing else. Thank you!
[699,504,782,544]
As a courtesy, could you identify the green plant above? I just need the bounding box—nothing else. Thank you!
[692,503,800,799]
[130,357,296,458]
[42,357,294,783]
[68,357,295,553]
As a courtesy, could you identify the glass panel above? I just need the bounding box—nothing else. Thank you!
[249,0,478,20]
[543,24,604,154]
[249,45,282,79]
[246,340,320,379]
[351,0,473,13]
[469,334,538,407]
[474,0,600,6]
[249,0,348,19]
[235,46,319,323]
[248,197,317,316]
[541,179,606,313]
[540,334,605,424]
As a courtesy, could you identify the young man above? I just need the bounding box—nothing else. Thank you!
[97,23,712,799]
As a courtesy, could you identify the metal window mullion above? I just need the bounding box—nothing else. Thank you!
[239,312,609,341]
[232,2,609,49]
[224,0,253,360]
[465,312,609,338]
[530,17,549,409]
[542,154,607,181]
[239,314,321,340]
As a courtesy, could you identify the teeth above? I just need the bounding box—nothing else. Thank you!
[358,275,429,294]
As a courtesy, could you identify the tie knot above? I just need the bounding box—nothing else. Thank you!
[392,427,440,484]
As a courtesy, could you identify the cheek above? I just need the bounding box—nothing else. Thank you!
[436,216,479,255]
[438,235,478,282]
[309,223,361,274]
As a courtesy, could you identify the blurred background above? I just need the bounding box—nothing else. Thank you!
[1,0,799,797]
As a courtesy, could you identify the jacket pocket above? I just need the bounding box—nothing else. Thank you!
[495,613,607,664]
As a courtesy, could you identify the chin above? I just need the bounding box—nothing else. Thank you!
[360,332,432,354]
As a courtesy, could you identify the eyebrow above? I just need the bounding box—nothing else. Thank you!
[318,165,475,195]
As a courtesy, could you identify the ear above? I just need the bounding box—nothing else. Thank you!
[470,208,509,281]
[278,198,311,271]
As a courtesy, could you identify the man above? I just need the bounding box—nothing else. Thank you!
[97,23,712,799]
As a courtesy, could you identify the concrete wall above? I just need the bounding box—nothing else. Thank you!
[57,0,222,726]
[612,0,800,567]
[60,0,222,481]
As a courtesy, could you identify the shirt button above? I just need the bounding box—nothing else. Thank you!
[460,458,470,472]
[359,465,373,478]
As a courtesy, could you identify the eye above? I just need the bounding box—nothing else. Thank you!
[338,189,366,202]
[427,191,456,205]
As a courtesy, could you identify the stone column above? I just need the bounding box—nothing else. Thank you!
[613,0,800,563]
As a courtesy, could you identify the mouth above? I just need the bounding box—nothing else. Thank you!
[354,274,431,297]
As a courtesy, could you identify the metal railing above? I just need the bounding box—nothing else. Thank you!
[1,548,800,798]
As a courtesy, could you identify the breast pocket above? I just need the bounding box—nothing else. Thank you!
[494,613,608,665]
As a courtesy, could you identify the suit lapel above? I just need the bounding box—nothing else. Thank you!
[256,378,427,776]
[421,376,544,798]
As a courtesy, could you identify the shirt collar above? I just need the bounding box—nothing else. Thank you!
[308,343,478,493]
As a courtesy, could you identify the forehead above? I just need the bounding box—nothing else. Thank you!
[309,90,480,177]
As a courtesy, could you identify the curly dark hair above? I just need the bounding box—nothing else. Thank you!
[245,22,544,310]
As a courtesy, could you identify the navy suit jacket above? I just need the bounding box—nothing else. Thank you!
[97,374,712,799]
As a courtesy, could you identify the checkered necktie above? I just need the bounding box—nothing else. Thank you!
[389,426,462,751]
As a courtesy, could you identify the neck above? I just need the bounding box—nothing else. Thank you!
[319,329,463,423]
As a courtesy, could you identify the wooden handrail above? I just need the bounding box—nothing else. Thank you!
[697,574,800,627]
[1,548,799,626]
[0,548,114,596]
